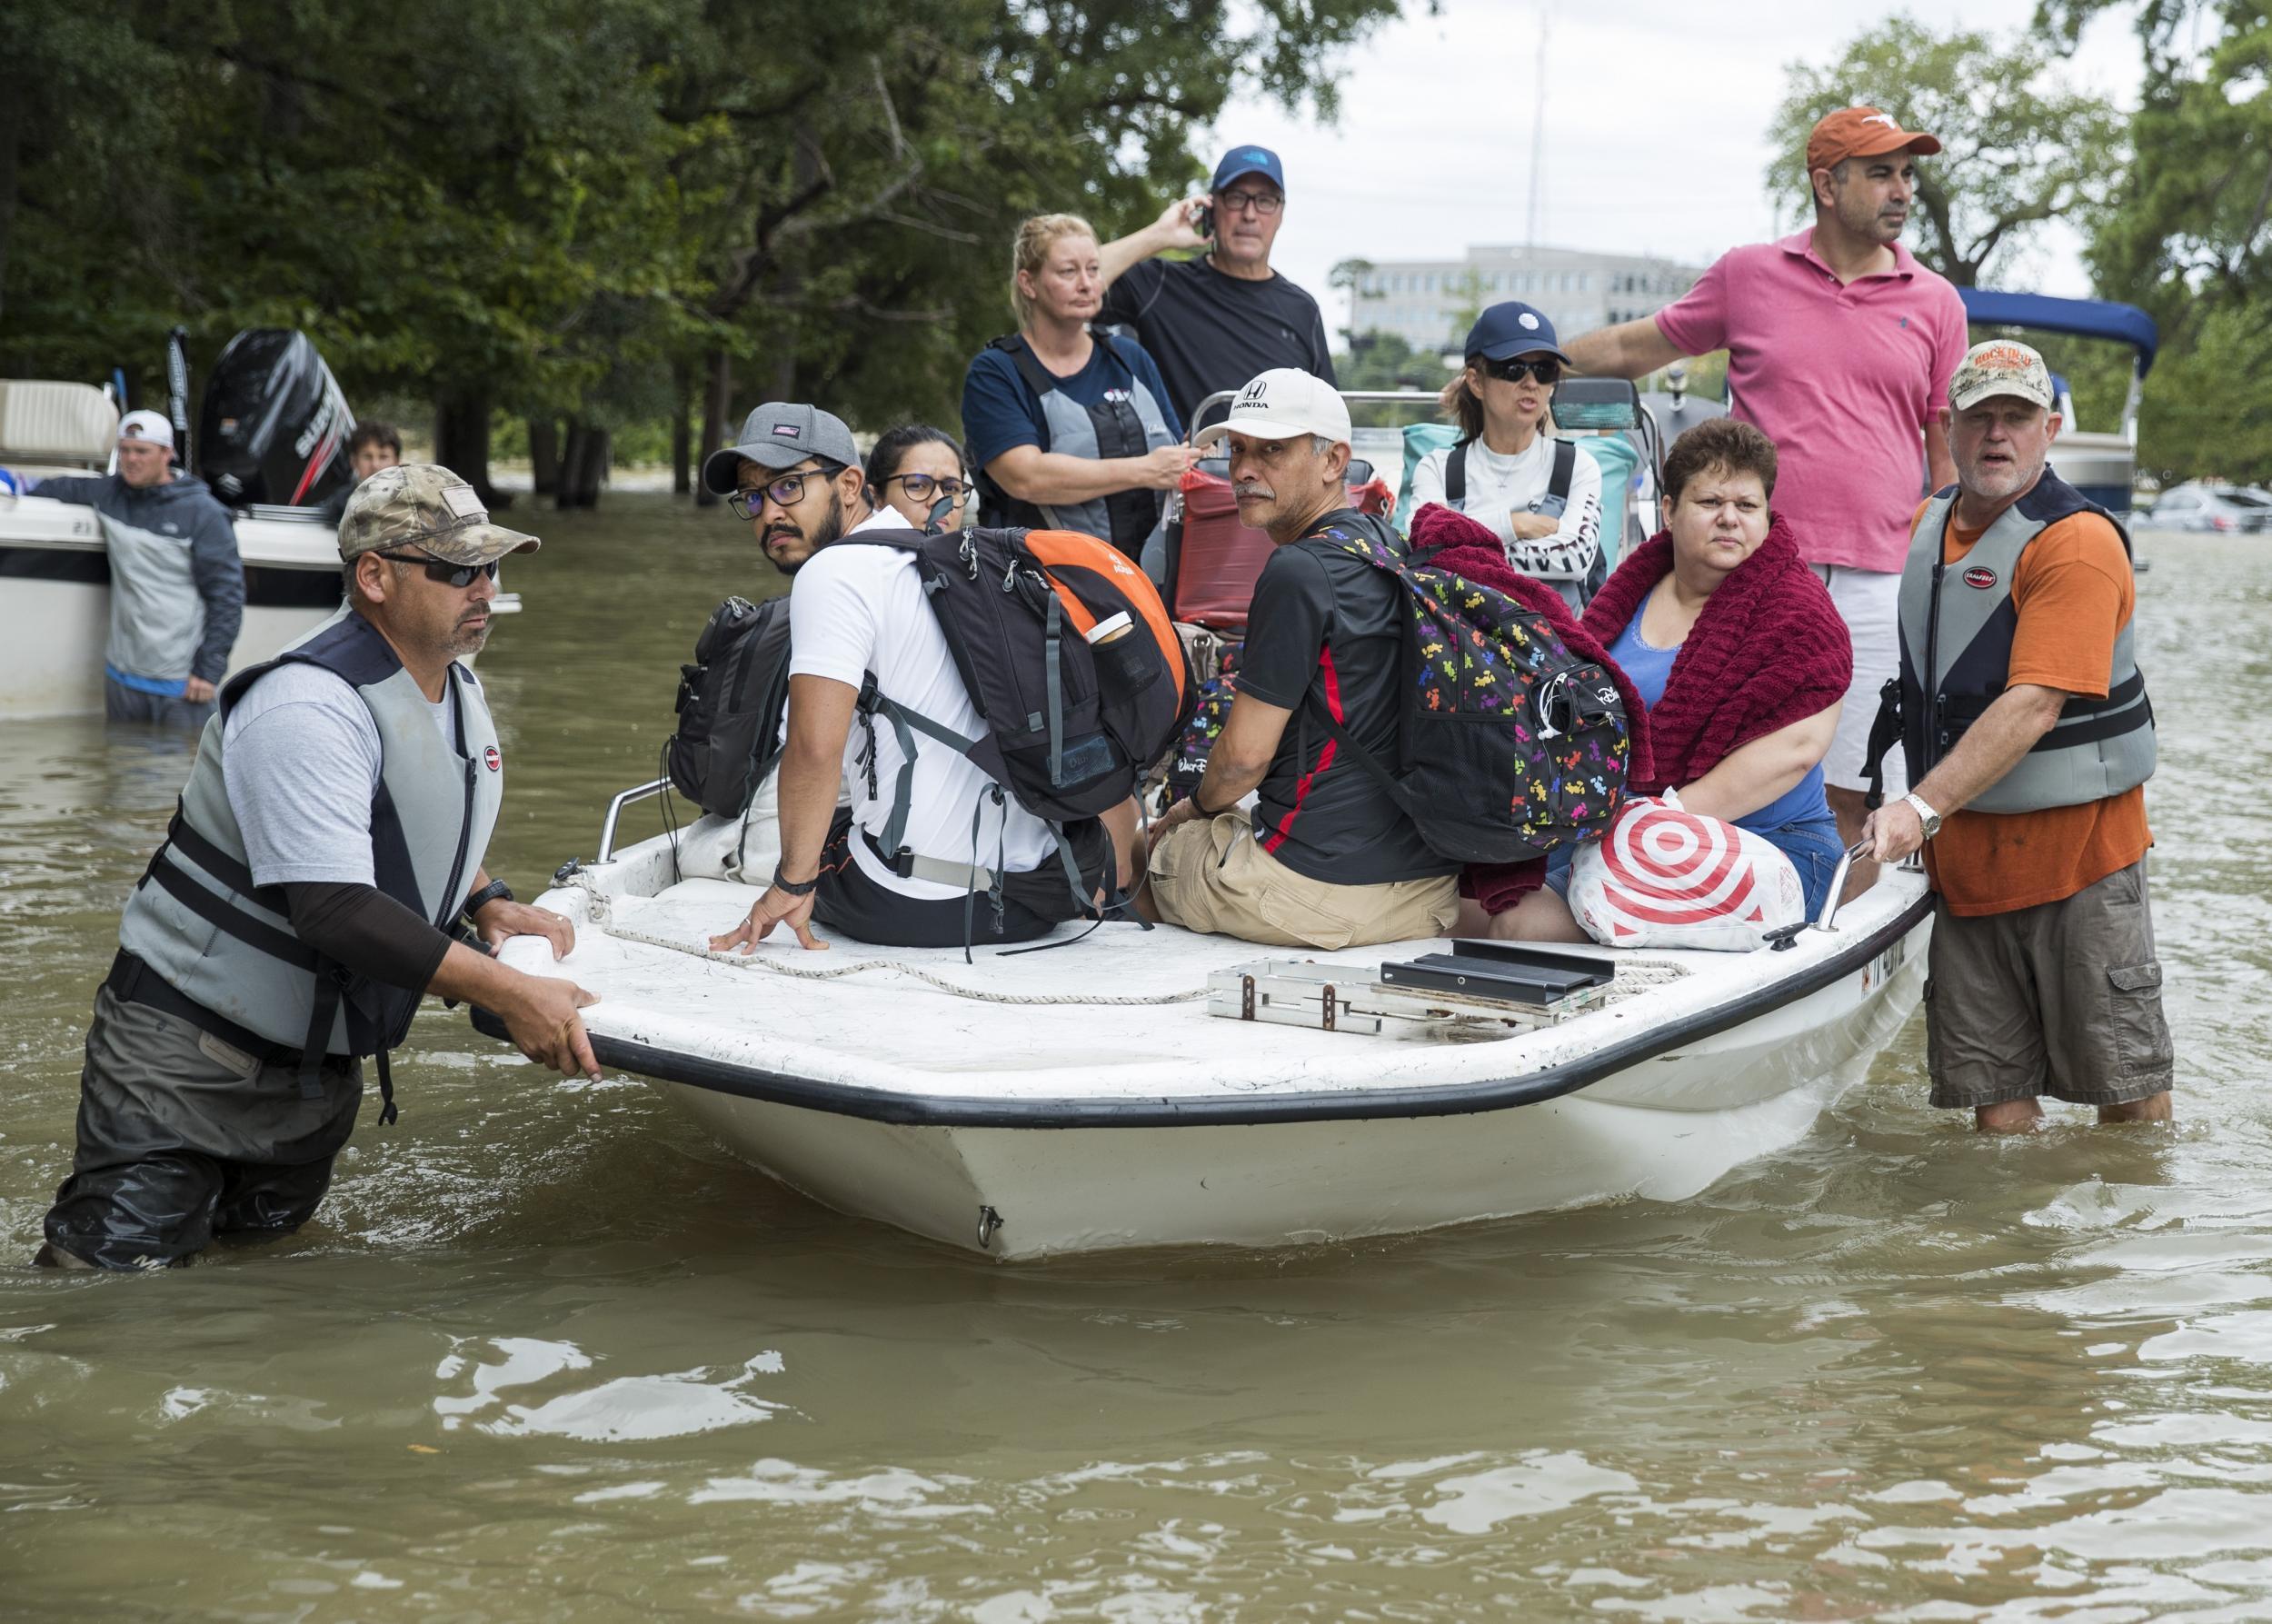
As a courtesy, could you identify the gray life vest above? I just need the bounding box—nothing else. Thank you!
[975,333,1178,556]
[1896,468,2154,814]
[117,606,503,1101]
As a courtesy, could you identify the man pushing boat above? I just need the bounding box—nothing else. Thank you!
[35,466,603,1270]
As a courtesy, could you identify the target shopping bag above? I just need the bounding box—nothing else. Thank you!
[1567,792,1805,952]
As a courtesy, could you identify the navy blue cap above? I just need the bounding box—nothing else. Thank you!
[1465,301,1572,364]
[1211,145,1285,194]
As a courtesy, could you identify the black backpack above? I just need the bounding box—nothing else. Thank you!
[839,524,1191,912]
[663,594,794,820]
[1310,514,1631,863]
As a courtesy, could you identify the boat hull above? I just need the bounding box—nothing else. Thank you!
[647,932,1927,1260]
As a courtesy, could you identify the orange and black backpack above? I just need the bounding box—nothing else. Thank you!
[839,525,1190,898]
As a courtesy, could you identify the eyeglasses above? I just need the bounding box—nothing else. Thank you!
[373,550,499,588]
[1216,188,1283,216]
[1483,356,1563,386]
[882,473,970,503]
[728,468,831,519]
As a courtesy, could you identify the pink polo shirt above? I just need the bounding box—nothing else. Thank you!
[1654,231,1968,574]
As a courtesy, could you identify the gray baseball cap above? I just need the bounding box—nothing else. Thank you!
[701,403,862,495]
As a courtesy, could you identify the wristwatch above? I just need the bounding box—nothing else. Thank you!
[462,878,513,921]
[771,864,821,897]
[1901,792,1943,840]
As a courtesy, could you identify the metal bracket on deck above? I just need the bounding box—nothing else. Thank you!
[976,1205,1004,1250]
[592,777,672,864]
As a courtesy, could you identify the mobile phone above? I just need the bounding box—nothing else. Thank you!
[1191,201,1214,240]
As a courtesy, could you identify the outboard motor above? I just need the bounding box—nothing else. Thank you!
[196,328,356,508]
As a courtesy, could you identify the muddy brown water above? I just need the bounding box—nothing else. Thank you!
[4,502,2269,1620]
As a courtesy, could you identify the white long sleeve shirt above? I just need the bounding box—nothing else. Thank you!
[1410,433,1603,610]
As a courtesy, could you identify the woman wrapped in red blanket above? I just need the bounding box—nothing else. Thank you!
[1457,417,1852,942]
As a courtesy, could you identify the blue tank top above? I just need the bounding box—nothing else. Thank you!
[1607,613,1830,834]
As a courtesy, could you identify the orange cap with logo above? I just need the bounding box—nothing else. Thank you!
[1806,106,1943,174]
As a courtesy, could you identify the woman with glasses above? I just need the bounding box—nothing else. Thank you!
[1410,301,1606,611]
[962,212,1194,573]
[866,424,972,533]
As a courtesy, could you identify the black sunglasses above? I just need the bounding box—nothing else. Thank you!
[1482,355,1562,385]
[374,550,499,588]
[728,468,832,519]
[882,472,970,503]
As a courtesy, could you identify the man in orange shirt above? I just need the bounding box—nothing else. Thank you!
[1861,340,2170,1131]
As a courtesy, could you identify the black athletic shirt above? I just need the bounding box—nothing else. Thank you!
[1099,257,1337,433]
[1231,511,1455,887]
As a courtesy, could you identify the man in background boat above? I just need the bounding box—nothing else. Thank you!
[1095,145,1338,433]
[319,419,404,526]
[1565,106,1968,880]
[29,408,244,731]
[1860,341,2170,1132]
[35,465,602,1270]
[1141,368,1460,948]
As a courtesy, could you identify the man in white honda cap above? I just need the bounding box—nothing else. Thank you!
[31,409,245,729]
[1141,368,1460,948]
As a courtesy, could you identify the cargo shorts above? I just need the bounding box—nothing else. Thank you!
[1148,811,1460,951]
[1924,857,2173,1110]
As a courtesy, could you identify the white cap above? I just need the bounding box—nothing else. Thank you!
[1193,368,1351,450]
[117,409,175,451]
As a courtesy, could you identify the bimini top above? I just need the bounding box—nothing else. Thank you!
[1958,288,2159,376]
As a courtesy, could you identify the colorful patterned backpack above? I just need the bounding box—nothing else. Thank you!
[1310,515,1631,863]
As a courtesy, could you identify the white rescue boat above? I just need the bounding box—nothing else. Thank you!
[478,781,1933,1260]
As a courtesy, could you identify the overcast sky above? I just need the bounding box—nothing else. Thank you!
[1195,0,2147,333]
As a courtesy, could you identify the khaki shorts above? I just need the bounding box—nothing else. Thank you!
[1147,812,1459,951]
[1925,858,2173,1110]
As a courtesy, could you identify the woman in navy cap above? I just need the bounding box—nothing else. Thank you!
[1410,301,1605,611]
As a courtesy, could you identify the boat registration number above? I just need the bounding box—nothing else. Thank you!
[1861,939,1906,992]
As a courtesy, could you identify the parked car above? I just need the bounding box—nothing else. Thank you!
[2144,483,2272,533]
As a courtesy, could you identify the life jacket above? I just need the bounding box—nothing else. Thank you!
[116,607,503,1116]
[1444,436,1606,607]
[1304,512,1631,863]
[1893,469,2155,814]
[974,334,1178,557]
[837,524,1189,920]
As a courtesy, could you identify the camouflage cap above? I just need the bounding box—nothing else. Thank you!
[337,463,541,565]
[1948,340,2056,413]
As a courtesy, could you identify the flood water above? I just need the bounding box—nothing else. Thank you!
[4,501,2269,1620]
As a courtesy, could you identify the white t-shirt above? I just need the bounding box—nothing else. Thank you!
[222,658,464,888]
[787,513,1058,899]
[1410,433,1603,603]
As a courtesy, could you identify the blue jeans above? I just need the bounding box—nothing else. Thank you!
[1544,814,1846,918]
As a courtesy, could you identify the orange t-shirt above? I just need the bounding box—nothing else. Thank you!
[1909,500,2151,916]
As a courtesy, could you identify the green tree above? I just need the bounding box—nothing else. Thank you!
[1765,18,2126,286]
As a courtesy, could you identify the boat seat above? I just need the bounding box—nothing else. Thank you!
[0,381,118,469]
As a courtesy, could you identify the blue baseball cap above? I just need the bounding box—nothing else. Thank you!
[1465,301,1571,365]
[1211,145,1285,194]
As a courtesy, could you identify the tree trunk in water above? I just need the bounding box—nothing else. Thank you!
[581,428,611,507]
[555,423,588,511]
[433,392,506,507]
[694,348,732,509]
[529,418,561,496]
[671,362,693,496]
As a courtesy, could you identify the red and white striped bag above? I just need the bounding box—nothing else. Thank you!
[1566,792,1805,952]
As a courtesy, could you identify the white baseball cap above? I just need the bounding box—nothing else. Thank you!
[117,409,176,451]
[1193,368,1351,449]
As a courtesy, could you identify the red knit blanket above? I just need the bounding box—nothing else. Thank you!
[1406,503,1659,913]
[1577,513,1851,797]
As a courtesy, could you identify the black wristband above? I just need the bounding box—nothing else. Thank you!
[771,864,821,897]
[1189,785,1223,818]
[462,878,513,921]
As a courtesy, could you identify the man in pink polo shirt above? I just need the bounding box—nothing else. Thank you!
[1567,106,1968,870]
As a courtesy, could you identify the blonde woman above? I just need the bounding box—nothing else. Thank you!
[962,212,1195,569]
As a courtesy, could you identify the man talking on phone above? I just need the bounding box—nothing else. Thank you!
[1096,145,1338,434]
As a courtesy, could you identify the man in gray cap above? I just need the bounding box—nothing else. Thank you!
[703,402,897,574]
[36,463,603,1270]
